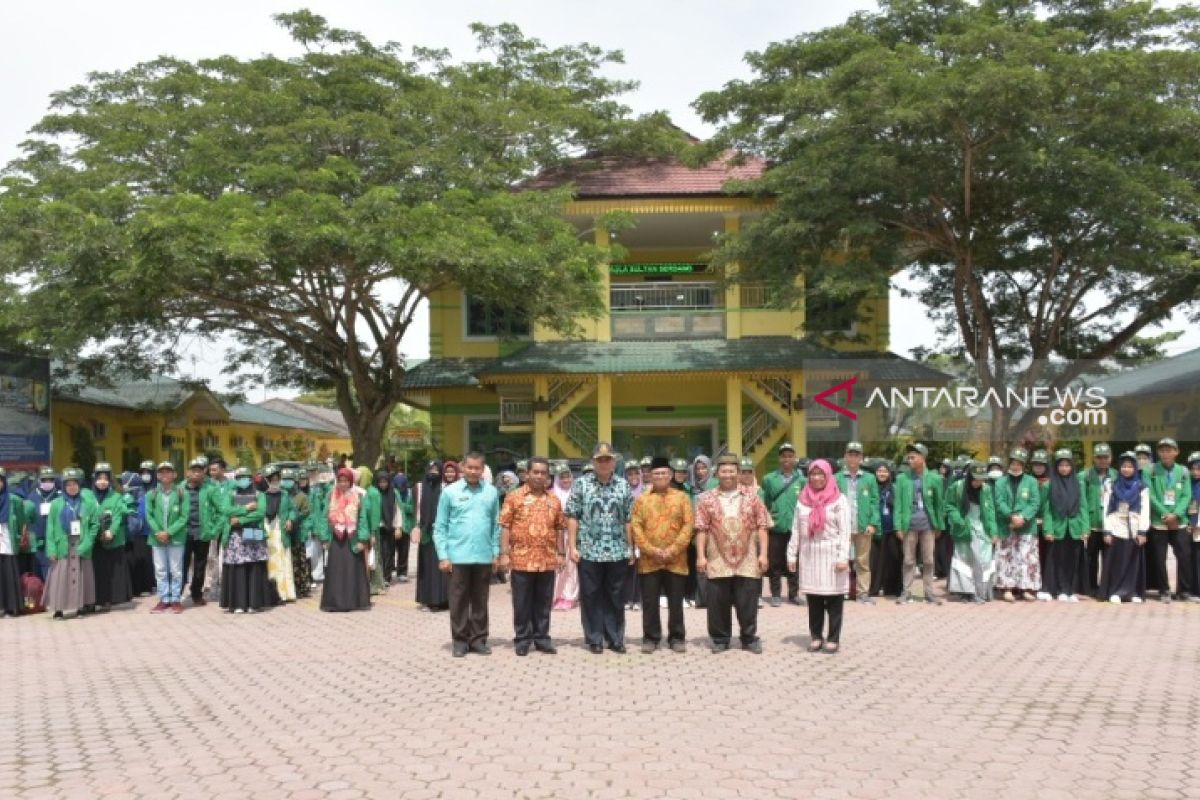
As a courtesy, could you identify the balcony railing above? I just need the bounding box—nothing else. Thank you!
[611,281,722,311]
[499,397,533,426]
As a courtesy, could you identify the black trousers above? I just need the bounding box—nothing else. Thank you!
[1085,530,1107,597]
[1044,538,1084,597]
[511,570,555,647]
[639,569,685,644]
[378,526,395,581]
[1149,528,1193,597]
[807,593,844,643]
[767,533,798,599]
[578,559,627,648]
[621,560,641,604]
[448,563,492,647]
[706,575,760,646]
[182,538,210,601]
[393,530,411,577]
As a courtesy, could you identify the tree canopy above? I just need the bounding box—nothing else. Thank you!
[0,9,681,465]
[695,0,1200,447]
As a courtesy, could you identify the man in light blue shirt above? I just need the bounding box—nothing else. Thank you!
[434,452,501,657]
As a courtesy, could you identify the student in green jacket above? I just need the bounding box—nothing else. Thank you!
[303,463,331,583]
[835,442,880,605]
[145,461,190,614]
[759,442,805,607]
[944,461,998,602]
[894,443,945,605]
[364,469,386,595]
[1083,443,1117,597]
[1146,438,1195,603]
[86,462,133,611]
[1029,449,1053,601]
[993,448,1042,602]
[221,467,274,613]
[1042,449,1090,603]
[262,465,298,603]
[0,467,34,617]
[283,468,314,598]
[44,467,100,618]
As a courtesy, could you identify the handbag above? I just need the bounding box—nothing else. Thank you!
[241,527,265,543]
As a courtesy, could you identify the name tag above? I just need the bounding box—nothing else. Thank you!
[70,520,81,537]
[1118,502,1130,514]
[1164,490,1176,506]
[40,502,51,516]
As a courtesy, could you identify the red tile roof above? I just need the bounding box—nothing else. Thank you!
[524,151,767,198]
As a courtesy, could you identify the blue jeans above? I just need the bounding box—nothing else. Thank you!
[152,544,185,603]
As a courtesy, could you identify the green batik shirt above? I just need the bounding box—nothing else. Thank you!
[565,473,634,563]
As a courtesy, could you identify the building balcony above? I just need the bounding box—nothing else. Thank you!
[610,281,726,340]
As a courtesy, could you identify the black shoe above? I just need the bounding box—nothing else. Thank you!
[669,641,687,653]
[609,643,627,654]
[641,641,657,654]
[742,640,763,654]
[452,643,468,658]
[470,643,492,656]
[514,644,530,657]
[534,642,558,655]
[588,643,604,655]
[770,596,782,607]
[711,643,730,654]
[789,596,805,606]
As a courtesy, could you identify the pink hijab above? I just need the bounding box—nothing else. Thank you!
[799,459,841,538]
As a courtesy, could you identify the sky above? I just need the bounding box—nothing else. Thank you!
[3,1,1197,396]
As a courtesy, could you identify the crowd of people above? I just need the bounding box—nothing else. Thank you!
[1,436,1197,658]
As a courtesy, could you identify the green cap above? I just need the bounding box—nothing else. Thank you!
[906,443,928,458]
[624,461,640,473]
[1118,450,1138,464]
[778,442,796,454]
[1134,443,1152,456]
[969,461,988,479]
[582,463,595,474]
[738,457,755,471]
[1009,448,1029,464]
[304,461,319,472]
[1157,437,1179,450]
[1187,451,1200,466]
[516,460,529,472]
[1030,449,1049,465]
[1093,443,1112,457]
[845,441,863,454]
[263,464,282,479]
[188,458,206,470]
[233,467,252,479]
[715,453,740,467]
[554,462,572,476]
[62,467,84,482]
[639,456,653,467]
[139,460,156,472]
[669,458,688,472]
[38,466,56,479]
[1053,448,1074,462]
[93,462,113,475]
[281,468,296,480]
[156,461,176,473]
[987,456,1004,468]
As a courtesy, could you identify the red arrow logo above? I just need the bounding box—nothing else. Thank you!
[813,376,858,420]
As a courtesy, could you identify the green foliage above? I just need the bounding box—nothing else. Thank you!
[70,426,96,475]
[0,9,683,466]
[696,0,1200,447]
[235,447,257,470]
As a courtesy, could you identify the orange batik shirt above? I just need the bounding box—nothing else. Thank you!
[630,488,694,576]
[499,485,567,573]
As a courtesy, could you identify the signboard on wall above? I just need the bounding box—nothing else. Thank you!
[0,351,51,471]
[609,263,708,276]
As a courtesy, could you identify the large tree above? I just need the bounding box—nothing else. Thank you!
[695,0,1200,449]
[0,10,679,465]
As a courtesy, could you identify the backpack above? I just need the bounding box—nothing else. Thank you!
[21,573,45,614]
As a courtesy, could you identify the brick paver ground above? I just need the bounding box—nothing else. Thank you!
[4,571,1199,799]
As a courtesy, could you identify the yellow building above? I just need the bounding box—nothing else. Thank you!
[51,374,353,471]
[400,149,944,471]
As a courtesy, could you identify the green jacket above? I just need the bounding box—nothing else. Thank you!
[992,473,1040,536]
[759,470,805,534]
[313,489,371,552]
[1042,475,1090,540]
[83,489,131,550]
[944,479,998,543]
[3,494,34,554]
[45,494,100,559]
[144,485,190,547]
[1147,463,1191,528]
[302,484,329,540]
[202,479,235,543]
[262,490,297,548]
[835,469,881,534]
[222,490,266,546]
[1083,467,1117,531]
[893,470,945,532]
[364,486,383,537]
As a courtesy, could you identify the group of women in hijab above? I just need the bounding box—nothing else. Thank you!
[412,460,456,611]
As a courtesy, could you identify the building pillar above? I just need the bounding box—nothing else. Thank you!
[724,214,741,340]
[595,223,612,343]
[597,376,613,445]
[790,371,807,454]
[725,376,743,456]
[533,376,550,457]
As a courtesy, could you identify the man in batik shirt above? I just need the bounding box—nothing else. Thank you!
[630,457,693,654]
[695,453,771,654]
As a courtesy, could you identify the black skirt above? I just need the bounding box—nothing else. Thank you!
[1101,536,1145,601]
[92,545,133,607]
[0,554,21,616]
[126,537,157,596]
[220,561,277,611]
[869,533,904,597]
[415,541,449,609]
[320,535,370,612]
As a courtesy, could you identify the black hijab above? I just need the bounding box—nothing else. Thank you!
[419,461,442,530]
[375,471,396,527]
[1049,458,1081,518]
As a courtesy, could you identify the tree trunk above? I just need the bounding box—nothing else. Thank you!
[346,401,394,471]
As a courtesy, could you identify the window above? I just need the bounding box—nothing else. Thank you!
[465,294,531,338]
[806,289,862,334]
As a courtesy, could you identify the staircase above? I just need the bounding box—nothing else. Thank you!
[740,377,793,465]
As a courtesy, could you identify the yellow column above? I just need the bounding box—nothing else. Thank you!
[724,214,741,340]
[595,222,612,343]
[533,376,550,456]
[725,376,743,456]
[597,376,613,444]
[150,418,165,464]
[790,371,806,453]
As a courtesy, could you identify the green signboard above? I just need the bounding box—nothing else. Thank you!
[610,263,707,276]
